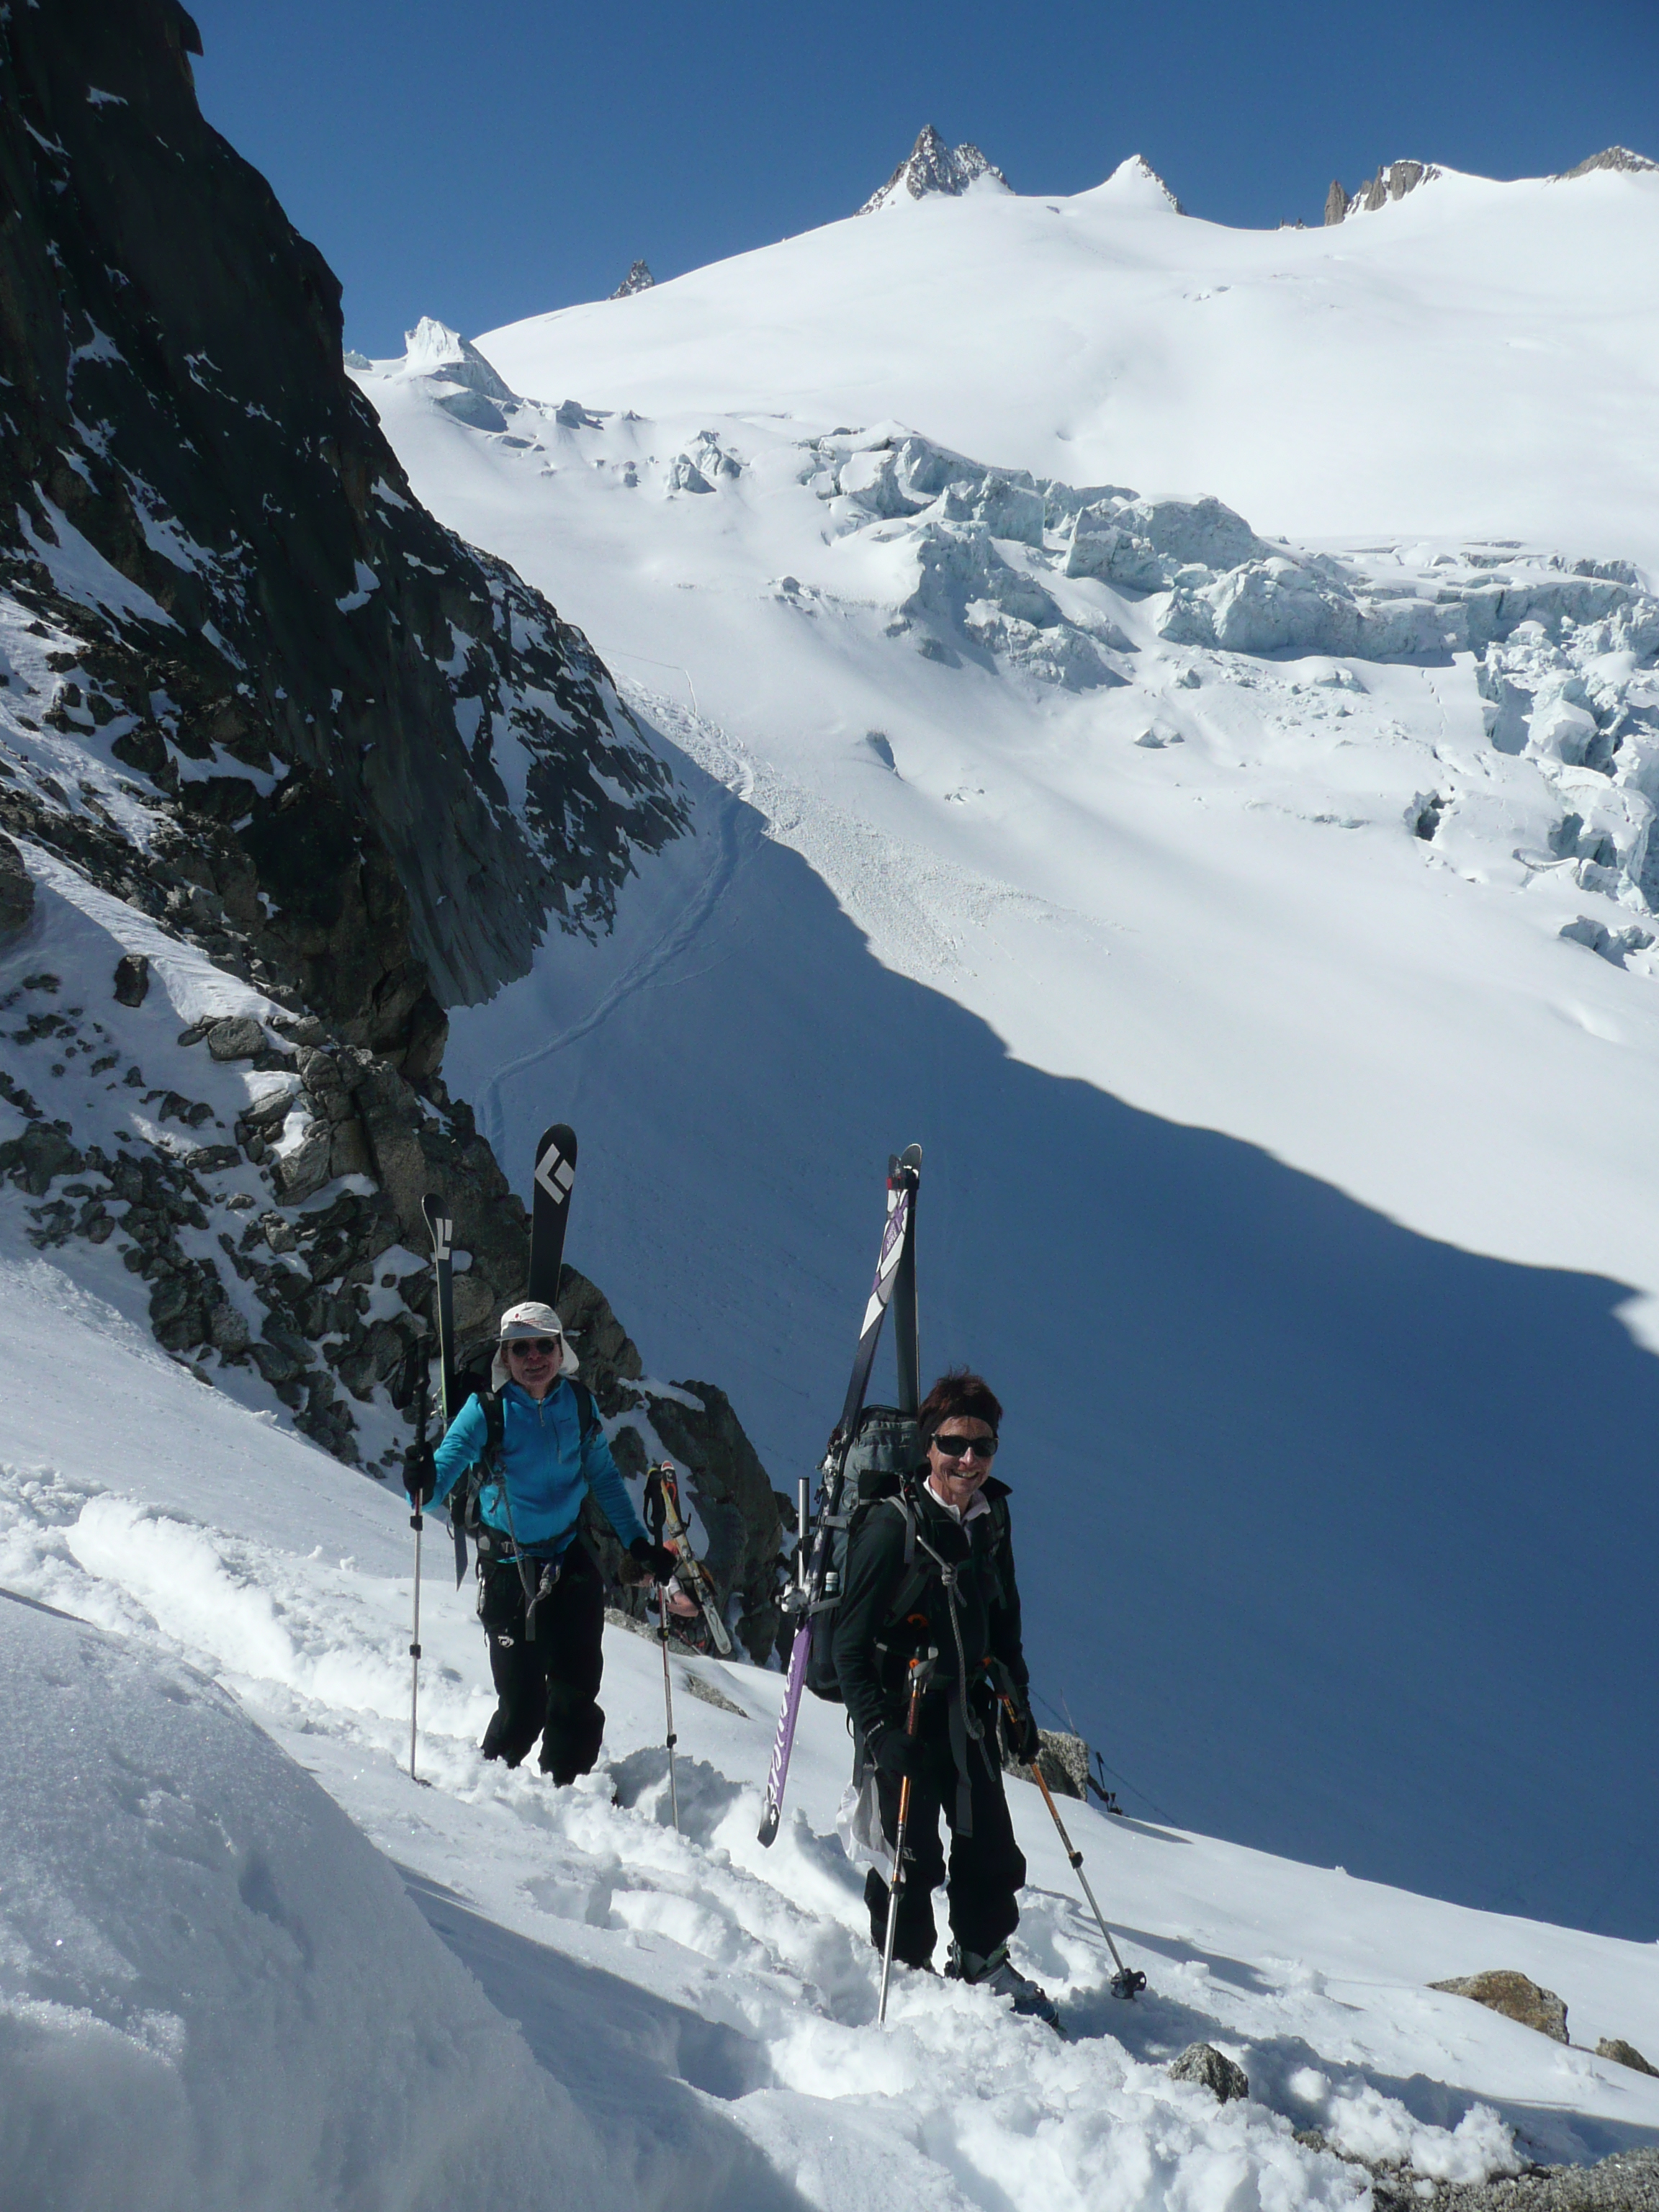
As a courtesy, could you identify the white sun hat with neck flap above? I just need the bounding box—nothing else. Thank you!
[491,1299,579,1390]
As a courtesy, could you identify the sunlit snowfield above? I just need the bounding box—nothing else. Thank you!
[351,157,1659,1931]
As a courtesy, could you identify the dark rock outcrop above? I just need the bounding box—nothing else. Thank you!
[1324,160,1439,222]
[0,0,685,1058]
[1169,2043,1249,2103]
[0,0,782,1632]
[859,126,1009,215]
[1373,2149,1659,2211]
[1595,2036,1657,2074]
[1553,145,1659,181]
[609,261,656,299]
[0,832,32,940]
[112,954,150,1007]
[1429,1969,1568,2043]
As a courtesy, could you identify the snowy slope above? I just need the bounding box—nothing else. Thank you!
[347,153,1659,1936]
[5,1228,1659,2212]
[477,156,1659,564]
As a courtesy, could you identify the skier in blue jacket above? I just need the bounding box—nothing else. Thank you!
[408,1300,677,1781]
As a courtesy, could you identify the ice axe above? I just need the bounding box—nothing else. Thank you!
[878,1649,937,2026]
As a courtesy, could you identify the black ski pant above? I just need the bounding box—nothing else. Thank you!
[863,1711,1026,1968]
[477,1541,606,1784]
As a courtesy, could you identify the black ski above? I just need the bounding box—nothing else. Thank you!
[529,1122,577,1306]
[757,1143,922,1845]
[421,1191,467,1586]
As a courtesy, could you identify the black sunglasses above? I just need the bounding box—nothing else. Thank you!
[931,1431,998,1460]
[506,1337,560,1356]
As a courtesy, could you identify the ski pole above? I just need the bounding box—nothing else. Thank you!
[878,1653,932,2026]
[406,1355,431,1783]
[1003,1698,1146,1999]
[659,1578,680,1834]
[645,1463,681,1832]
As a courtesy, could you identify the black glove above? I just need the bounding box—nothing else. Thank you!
[403,1443,436,1509]
[871,1725,926,1782]
[1005,1699,1043,1766]
[629,1537,679,1584]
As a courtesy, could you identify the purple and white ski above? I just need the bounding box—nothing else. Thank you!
[757,1144,922,1846]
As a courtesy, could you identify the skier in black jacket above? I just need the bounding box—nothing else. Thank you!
[832,1369,1056,2024]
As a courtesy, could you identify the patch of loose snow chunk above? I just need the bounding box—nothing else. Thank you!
[0,1591,621,2212]
[1290,2068,1518,2185]
[745,2000,1364,2212]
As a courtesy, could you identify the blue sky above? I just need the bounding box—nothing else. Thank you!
[192,0,1658,358]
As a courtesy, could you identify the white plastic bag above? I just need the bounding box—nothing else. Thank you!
[836,1770,894,1879]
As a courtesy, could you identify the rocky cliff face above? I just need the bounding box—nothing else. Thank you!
[609,261,656,298]
[859,126,1009,215]
[0,0,781,1652]
[1323,160,1439,224]
[0,0,683,1030]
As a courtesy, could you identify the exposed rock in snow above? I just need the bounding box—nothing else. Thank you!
[1170,2041,1251,2103]
[1429,1970,1570,2043]
[1552,145,1659,181]
[858,124,1010,214]
[1596,2038,1658,2076]
[0,832,32,941]
[1325,160,1440,222]
[609,258,655,297]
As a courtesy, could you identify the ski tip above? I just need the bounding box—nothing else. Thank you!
[757,1808,781,1848]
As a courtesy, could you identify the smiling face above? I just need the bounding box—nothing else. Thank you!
[504,1333,561,1400]
[925,1418,998,1509]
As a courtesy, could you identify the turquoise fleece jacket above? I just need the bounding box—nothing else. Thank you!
[431,1377,647,1560]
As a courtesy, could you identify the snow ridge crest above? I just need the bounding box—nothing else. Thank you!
[858,124,1009,214]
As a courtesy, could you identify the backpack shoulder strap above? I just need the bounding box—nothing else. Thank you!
[481,1388,505,1466]
[567,1376,599,1444]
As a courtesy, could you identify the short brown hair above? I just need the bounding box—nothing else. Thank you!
[918,1369,1002,1437]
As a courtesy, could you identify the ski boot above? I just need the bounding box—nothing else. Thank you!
[945,1941,1061,2031]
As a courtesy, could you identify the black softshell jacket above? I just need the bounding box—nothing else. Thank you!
[831,1475,1029,1745]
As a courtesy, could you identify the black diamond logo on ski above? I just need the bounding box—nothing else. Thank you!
[535,1146,573,1204]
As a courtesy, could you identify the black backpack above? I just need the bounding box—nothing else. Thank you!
[803,1404,924,1702]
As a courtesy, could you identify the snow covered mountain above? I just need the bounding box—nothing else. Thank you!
[353,144,1659,1937]
[6,30,1659,2206]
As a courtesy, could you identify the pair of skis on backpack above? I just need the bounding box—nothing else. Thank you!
[419,1120,575,1588]
[757,1141,1148,2011]
[415,1122,729,1651]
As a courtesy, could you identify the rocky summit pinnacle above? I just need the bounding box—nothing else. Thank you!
[1323,159,1439,224]
[1552,145,1659,181]
[858,125,1010,215]
[610,259,655,298]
